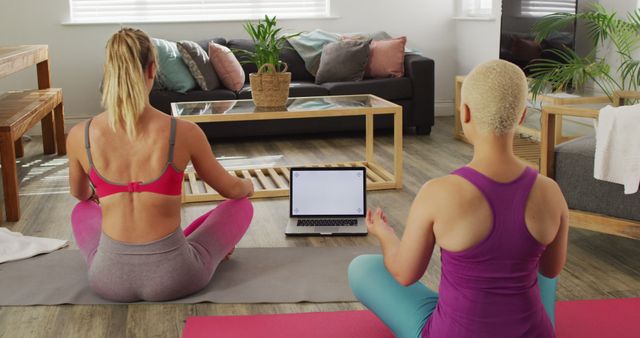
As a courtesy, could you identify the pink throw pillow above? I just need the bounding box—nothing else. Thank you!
[208,42,245,92]
[366,37,407,78]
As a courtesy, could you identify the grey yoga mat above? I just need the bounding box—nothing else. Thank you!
[0,246,379,305]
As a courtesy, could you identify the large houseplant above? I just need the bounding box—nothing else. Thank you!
[235,15,300,108]
[527,4,640,100]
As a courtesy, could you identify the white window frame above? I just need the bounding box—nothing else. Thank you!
[460,0,493,17]
[67,0,331,24]
[520,0,577,17]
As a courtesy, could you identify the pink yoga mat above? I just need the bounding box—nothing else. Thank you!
[182,310,393,338]
[555,298,640,338]
[183,298,640,338]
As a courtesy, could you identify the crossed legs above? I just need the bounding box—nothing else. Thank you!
[348,254,558,338]
[71,198,253,286]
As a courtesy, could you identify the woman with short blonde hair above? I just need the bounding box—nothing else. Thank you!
[349,60,568,337]
[66,28,254,302]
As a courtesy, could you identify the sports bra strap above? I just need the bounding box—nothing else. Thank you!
[84,118,94,167]
[168,117,177,163]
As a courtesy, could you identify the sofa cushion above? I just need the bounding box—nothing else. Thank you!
[322,77,412,100]
[315,40,370,84]
[237,81,328,100]
[226,39,257,83]
[152,38,198,93]
[209,42,245,92]
[366,37,407,78]
[226,39,313,83]
[177,40,220,91]
[280,40,315,82]
[196,38,227,53]
[150,89,237,114]
[555,135,640,221]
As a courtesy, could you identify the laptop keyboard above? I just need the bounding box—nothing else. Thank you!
[297,219,358,227]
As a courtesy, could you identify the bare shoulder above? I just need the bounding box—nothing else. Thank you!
[174,118,204,139]
[67,120,86,142]
[66,119,91,156]
[416,175,468,204]
[532,174,567,206]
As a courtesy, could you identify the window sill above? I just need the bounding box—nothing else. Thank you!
[62,15,340,26]
[452,16,497,22]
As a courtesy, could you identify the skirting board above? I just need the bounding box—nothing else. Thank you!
[435,100,454,116]
[25,115,90,136]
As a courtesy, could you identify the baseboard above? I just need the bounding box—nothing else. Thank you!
[25,115,90,136]
[435,100,454,116]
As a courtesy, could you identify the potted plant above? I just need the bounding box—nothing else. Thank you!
[527,4,640,101]
[235,15,300,108]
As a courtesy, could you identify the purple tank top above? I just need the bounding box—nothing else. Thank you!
[422,166,555,338]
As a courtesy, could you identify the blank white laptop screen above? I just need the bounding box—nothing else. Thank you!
[291,169,365,217]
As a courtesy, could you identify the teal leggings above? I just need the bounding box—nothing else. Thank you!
[348,255,557,338]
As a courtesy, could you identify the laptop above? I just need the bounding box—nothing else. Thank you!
[285,167,368,236]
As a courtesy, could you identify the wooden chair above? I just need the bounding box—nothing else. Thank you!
[540,91,640,240]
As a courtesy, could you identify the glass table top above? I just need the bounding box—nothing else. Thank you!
[171,95,398,117]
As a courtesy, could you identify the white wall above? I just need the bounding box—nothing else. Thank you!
[0,0,457,126]
[596,0,640,76]
[454,0,502,75]
[599,0,638,13]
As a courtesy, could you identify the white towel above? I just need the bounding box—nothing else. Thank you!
[0,227,68,264]
[593,103,640,194]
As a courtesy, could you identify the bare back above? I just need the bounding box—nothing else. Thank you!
[69,110,189,242]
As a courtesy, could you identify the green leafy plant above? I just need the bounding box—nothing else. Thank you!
[527,4,640,100]
[234,15,300,73]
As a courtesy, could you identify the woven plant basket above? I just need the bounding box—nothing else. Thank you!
[249,63,291,108]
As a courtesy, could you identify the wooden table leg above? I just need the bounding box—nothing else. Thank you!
[393,109,403,188]
[37,60,52,89]
[554,114,563,146]
[540,109,557,178]
[454,77,463,139]
[41,112,56,154]
[0,133,20,221]
[14,138,24,158]
[365,113,374,163]
[54,103,66,155]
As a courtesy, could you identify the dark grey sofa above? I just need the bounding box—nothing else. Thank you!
[150,38,435,139]
[555,136,640,221]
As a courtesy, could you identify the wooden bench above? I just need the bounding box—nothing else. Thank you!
[0,45,65,221]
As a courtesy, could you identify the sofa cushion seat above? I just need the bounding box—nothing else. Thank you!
[321,77,412,100]
[555,135,640,221]
[237,82,328,100]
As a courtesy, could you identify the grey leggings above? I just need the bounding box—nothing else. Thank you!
[72,198,253,302]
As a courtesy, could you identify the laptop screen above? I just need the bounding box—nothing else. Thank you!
[290,168,366,217]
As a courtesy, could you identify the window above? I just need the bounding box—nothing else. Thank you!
[68,0,330,24]
[460,0,493,17]
[520,0,576,17]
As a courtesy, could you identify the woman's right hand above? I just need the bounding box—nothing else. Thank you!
[366,208,395,239]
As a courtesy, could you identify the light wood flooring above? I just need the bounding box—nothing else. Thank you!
[0,117,638,338]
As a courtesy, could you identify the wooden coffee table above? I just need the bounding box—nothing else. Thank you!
[172,94,403,203]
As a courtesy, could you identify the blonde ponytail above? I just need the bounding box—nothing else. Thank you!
[101,27,157,138]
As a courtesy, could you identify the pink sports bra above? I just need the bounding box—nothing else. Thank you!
[84,118,184,198]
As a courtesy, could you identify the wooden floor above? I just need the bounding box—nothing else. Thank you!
[0,117,638,338]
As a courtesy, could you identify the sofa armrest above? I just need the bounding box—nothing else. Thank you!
[404,54,435,134]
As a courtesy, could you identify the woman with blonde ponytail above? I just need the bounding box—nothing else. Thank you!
[66,28,254,302]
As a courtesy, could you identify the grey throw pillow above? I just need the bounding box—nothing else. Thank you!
[177,40,221,91]
[315,40,370,84]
